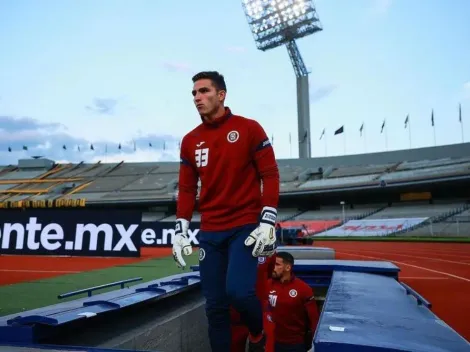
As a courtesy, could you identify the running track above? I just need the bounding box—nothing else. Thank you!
[319,241,470,341]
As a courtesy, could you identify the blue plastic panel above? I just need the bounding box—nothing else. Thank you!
[294,259,399,274]
[191,259,400,277]
[0,272,200,344]
[313,271,470,352]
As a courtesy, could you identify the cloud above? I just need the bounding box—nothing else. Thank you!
[85,97,120,115]
[0,115,181,165]
[162,61,193,73]
[310,84,337,102]
[0,115,61,132]
[368,0,393,15]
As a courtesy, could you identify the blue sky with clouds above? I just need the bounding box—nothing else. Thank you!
[1,0,469,165]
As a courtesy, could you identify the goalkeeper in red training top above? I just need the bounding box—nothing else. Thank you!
[172,71,280,352]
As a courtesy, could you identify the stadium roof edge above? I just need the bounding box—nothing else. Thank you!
[2,142,470,169]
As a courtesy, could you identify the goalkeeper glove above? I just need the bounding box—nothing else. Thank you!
[244,206,277,257]
[172,218,193,269]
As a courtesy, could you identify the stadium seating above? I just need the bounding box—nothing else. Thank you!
[396,206,470,237]
[1,143,470,216]
[395,157,470,171]
[366,201,465,219]
[299,174,379,189]
[316,218,429,237]
[327,163,395,178]
[293,204,382,221]
[379,162,470,182]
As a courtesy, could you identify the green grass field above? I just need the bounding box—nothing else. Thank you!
[0,253,200,318]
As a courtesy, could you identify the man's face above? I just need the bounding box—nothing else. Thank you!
[192,79,225,117]
[272,257,290,280]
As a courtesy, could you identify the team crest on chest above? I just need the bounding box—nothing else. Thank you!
[227,130,239,143]
[289,289,298,298]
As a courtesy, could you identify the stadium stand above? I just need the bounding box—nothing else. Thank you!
[299,174,379,189]
[292,204,382,221]
[316,218,429,237]
[366,201,466,219]
[395,157,470,171]
[0,142,469,240]
[277,208,303,220]
[327,162,395,178]
[379,162,470,182]
[0,143,469,203]
[393,204,470,237]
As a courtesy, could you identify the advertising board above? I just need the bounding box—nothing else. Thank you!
[140,221,200,247]
[316,218,429,237]
[0,209,142,257]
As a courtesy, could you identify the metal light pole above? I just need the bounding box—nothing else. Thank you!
[241,0,322,159]
[340,201,346,223]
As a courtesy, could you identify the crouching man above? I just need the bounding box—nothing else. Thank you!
[267,252,319,352]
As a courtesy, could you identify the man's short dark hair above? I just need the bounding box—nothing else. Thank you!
[277,251,294,266]
[192,71,227,92]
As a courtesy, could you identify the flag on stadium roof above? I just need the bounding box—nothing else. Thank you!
[334,126,344,135]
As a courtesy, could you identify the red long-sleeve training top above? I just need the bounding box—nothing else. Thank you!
[176,107,280,231]
[266,276,319,345]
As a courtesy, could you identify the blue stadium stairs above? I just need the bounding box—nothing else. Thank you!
[1,259,469,352]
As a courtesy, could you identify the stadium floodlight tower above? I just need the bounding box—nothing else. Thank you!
[242,0,322,159]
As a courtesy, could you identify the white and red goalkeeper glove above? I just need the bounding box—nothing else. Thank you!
[245,206,277,257]
[172,218,193,269]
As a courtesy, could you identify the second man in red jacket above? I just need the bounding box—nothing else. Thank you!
[267,251,320,352]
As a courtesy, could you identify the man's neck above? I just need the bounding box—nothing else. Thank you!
[203,106,226,122]
[280,274,292,283]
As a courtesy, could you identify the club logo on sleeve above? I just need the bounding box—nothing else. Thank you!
[258,256,266,264]
[227,130,239,143]
[199,248,206,261]
[289,289,298,298]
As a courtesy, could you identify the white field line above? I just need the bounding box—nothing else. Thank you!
[336,251,470,283]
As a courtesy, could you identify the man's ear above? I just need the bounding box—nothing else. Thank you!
[218,90,226,102]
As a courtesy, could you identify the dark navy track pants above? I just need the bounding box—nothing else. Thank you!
[198,223,263,352]
[274,343,308,352]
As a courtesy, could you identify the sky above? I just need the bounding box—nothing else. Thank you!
[0,0,469,165]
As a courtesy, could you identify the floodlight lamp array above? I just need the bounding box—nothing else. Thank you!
[242,0,322,51]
